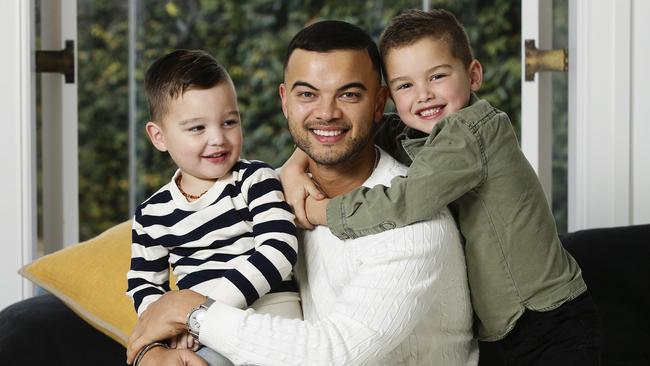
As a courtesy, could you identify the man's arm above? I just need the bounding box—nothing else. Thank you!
[327,119,485,239]
[199,212,467,365]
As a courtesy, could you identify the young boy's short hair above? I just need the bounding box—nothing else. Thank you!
[379,9,474,71]
[283,20,382,83]
[144,49,229,122]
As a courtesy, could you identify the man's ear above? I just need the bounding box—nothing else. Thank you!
[145,121,167,152]
[468,59,483,92]
[373,85,388,124]
[279,83,289,119]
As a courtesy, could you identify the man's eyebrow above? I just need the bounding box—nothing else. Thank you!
[291,81,318,91]
[338,82,367,92]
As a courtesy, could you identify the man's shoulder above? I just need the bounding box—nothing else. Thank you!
[362,147,408,188]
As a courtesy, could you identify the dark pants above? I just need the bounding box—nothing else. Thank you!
[498,291,602,366]
[0,294,127,366]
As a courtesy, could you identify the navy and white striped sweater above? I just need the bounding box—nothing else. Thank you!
[126,160,298,315]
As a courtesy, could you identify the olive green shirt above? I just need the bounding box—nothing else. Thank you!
[327,96,587,341]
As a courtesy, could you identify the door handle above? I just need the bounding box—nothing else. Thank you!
[36,40,75,84]
[524,39,567,81]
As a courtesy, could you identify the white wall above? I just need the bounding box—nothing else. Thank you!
[0,1,35,309]
[569,0,650,231]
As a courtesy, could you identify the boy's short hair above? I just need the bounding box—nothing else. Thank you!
[144,49,229,122]
[283,20,382,82]
[380,9,474,69]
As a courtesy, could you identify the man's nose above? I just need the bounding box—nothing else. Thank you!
[315,97,342,121]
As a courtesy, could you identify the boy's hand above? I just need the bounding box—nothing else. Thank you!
[280,148,324,229]
[169,332,199,351]
[305,196,330,227]
[138,347,208,366]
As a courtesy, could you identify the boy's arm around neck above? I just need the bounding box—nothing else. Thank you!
[327,107,487,240]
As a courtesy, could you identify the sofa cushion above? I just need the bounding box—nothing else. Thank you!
[560,224,650,366]
[0,293,127,365]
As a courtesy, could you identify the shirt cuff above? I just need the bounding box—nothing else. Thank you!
[326,195,349,239]
[199,300,247,356]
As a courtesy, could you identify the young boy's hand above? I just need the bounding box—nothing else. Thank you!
[168,332,199,351]
[280,148,325,229]
[305,196,330,227]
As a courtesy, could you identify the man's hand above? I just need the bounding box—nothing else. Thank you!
[305,196,330,226]
[280,148,325,229]
[127,290,206,364]
[138,346,208,366]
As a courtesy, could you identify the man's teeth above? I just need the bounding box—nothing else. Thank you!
[313,129,343,137]
[419,107,441,117]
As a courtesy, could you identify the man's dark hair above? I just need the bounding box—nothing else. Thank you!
[283,20,382,82]
[144,49,229,122]
[380,9,474,71]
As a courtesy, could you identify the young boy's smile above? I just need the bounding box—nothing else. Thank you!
[384,37,482,134]
[146,81,242,196]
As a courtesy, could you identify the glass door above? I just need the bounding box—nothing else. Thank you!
[76,0,523,242]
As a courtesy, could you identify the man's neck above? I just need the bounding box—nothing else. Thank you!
[308,145,377,198]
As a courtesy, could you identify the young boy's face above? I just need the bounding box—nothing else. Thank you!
[146,81,242,192]
[384,37,482,134]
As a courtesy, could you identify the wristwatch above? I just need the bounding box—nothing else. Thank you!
[186,297,215,340]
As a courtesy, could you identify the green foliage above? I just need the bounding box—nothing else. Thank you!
[77,0,521,239]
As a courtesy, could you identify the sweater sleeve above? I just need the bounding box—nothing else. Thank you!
[327,116,486,240]
[199,212,464,366]
[126,217,171,315]
[205,164,298,308]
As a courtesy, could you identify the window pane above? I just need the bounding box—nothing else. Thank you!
[74,0,521,240]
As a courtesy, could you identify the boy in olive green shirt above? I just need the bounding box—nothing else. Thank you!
[282,9,601,366]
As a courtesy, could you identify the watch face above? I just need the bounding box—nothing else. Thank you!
[189,309,206,332]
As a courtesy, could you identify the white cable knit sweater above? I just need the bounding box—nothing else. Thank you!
[200,148,478,365]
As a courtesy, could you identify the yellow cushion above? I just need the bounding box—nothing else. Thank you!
[19,220,177,347]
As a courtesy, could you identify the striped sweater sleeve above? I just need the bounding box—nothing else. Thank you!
[205,163,298,308]
[126,214,172,315]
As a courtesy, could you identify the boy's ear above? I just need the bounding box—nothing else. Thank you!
[278,83,289,119]
[468,59,483,92]
[145,121,168,152]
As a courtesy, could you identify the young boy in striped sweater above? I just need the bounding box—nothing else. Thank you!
[126,49,300,366]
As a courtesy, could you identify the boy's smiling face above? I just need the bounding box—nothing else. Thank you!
[145,81,242,194]
[385,37,482,134]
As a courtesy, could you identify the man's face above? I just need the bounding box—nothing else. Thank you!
[280,49,386,165]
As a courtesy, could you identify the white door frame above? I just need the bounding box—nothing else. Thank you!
[0,0,78,309]
[521,0,553,203]
[569,0,650,230]
[0,0,36,309]
[41,0,79,252]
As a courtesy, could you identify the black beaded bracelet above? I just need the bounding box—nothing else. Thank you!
[133,342,169,366]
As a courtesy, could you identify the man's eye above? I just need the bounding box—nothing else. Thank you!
[341,92,361,100]
[298,91,315,98]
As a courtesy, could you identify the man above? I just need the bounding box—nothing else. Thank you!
[127,20,477,366]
